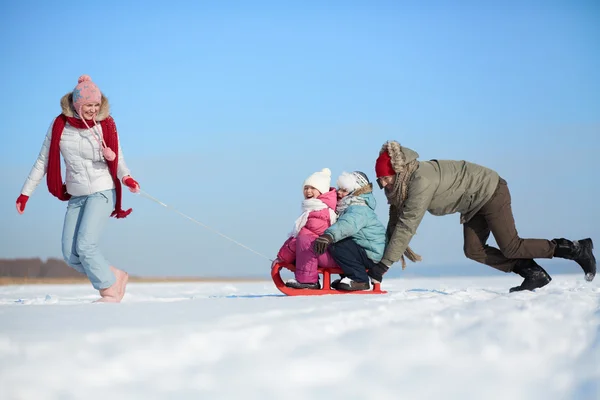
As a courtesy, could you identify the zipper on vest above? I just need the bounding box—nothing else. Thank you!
[80,131,92,193]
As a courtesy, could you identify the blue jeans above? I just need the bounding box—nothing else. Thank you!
[62,189,116,290]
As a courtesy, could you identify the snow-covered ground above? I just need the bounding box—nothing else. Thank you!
[0,274,598,400]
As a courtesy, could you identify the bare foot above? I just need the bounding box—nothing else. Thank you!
[110,266,129,301]
[95,284,120,303]
[94,294,119,303]
[120,271,129,300]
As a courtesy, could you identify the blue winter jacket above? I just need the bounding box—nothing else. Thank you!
[325,191,386,262]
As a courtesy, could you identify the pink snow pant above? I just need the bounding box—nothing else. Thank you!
[277,234,338,283]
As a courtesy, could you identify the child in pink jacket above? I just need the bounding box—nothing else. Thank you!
[275,168,339,289]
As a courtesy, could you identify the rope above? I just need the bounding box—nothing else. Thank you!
[138,189,274,262]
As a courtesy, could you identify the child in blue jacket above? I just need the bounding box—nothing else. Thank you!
[313,171,387,291]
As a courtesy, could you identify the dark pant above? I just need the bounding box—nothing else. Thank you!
[463,177,556,272]
[329,238,377,283]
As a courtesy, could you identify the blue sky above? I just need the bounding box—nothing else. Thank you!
[1,0,598,278]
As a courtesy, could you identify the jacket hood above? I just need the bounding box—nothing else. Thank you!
[353,183,377,210]
[359,191,377,210]
[380,140,419,172]
[60,92,111,121]
[341,183,377,210]
[317,188,338,211]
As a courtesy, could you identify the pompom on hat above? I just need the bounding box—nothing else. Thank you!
[303,168,332,194]
[72,75,102,115]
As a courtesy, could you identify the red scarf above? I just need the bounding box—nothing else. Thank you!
[46,114,132,219]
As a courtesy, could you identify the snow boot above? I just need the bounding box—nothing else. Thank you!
[331,274,346,289]
[336,277,370,291]
[285,279,320,289]
[552,238,596,282]
[509,259,552,293]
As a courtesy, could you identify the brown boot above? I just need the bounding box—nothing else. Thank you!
[337,277,370,291]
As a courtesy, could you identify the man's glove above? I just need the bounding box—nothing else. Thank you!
[368,262,389,283]
[313,234,333,255]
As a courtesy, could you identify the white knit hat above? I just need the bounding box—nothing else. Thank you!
[303,168,332,194]
[336,171,370,192]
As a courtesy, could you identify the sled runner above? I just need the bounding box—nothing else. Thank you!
[271,261,387,296]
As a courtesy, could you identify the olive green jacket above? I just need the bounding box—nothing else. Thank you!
[382,147,499,267]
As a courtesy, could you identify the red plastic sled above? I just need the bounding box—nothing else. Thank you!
[271,261,387,296]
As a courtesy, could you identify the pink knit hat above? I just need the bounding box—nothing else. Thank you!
[71,75,116,161]
[72,75,101,114]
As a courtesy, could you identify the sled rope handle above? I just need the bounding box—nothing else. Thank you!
[138,189,274,262]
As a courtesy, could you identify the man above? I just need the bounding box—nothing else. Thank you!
[369,140,595,292]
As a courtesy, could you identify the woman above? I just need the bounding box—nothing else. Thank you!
[368,140,595,292]
[15,75,140,302]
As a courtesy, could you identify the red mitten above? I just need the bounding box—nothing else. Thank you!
[122,176,140,193]
[16,194,29,214]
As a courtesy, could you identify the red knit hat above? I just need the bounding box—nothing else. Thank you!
[375,150,395,177]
